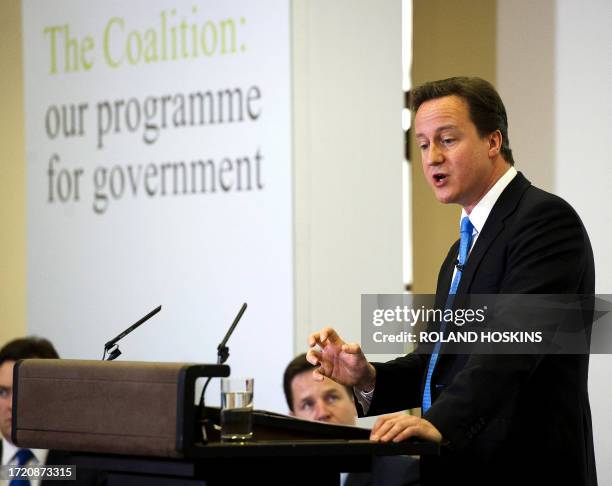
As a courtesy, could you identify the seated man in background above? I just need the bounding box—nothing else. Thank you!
[0,336,102,485]
[283,353,419,486]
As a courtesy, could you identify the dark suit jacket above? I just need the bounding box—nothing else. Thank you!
[345,455,420,486]
[366,173,597,486]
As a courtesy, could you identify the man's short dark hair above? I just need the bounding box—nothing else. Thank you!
[283,353,352,412]
[0,337,59,365]
[410,76,515,165]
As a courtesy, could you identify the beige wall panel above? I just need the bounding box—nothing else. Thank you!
[411,0,497,292]
[0,0,26,342]
[292,0,404,351]
[497,0,555,192]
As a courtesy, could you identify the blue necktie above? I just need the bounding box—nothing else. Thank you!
[422,216,474,412]
[9,448,34,486]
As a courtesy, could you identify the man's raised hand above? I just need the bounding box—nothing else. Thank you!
[306,327,376,390]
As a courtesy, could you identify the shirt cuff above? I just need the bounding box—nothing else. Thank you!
[354,386,375,415]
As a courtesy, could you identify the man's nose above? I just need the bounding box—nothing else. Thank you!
[314,401,331,422]
[427,143,444,165]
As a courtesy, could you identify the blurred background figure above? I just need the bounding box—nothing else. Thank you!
[283,353,419,486]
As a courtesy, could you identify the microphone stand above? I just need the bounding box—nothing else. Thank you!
[102,305,162,360]
[198,303,247,442]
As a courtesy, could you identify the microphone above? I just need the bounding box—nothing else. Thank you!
[198,303,248,436]
[102,305,162,360]
[216,302,248,364]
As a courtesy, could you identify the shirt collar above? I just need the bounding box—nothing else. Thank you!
[461,166,517,234]
[2,437,48,465]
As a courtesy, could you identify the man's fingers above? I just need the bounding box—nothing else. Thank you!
[342,342,362,354]
[392,425,420,443]
[307,331,321,348]
[308,327,341,348]
[371,414,419,442]
[319,327,339,345]
[371,419,395,441]
[372,416,441,443]
[380,420,419,442]
[371,415,399,440]
[371,416,388,436]
[372,413,398,436]
[384,417,421,442]
[306,349,321,366]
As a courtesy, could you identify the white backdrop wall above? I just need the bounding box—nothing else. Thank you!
[555,1,612,482]
[24,0,293,412]
[498,0,612,482]
[291,0,404,358]
[23,0,405,414]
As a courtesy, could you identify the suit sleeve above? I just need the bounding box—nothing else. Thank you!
[365,353,428,414]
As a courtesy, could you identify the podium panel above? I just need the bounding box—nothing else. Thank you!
[12,359,229,457]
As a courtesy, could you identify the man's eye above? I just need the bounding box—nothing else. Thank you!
[300,401,313,410]
[442,138,455,145]
[419,143,429,151]
[0,388,10,399]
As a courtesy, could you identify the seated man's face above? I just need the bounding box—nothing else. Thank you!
[0,361,15,441]
[290,371,357,425]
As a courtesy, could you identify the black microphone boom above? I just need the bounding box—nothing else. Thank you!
[217,302,247,364]
[198,302,248,437]
[102,305,162,360]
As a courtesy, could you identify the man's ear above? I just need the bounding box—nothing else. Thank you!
[488,130,502,158]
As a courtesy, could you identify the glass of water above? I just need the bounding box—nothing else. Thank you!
[220,377,254,442]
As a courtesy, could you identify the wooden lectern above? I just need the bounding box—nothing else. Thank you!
[12,359,438,485]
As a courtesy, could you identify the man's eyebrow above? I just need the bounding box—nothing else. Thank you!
[297,393,313,404]
[415,124,459,138]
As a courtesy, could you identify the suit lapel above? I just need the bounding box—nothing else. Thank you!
[456,172,531,295]
[436,241,459,305]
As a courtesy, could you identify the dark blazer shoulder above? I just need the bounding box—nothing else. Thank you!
[487,171,588,235]
[455,171,593,295]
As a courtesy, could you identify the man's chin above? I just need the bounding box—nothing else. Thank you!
[431,187,455,205]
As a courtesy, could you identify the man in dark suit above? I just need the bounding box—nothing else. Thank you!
[307,77,596,486]
[283,353,419,486]
[0,337,103,485]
